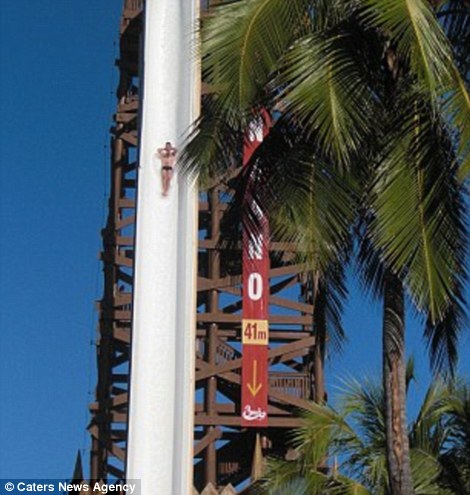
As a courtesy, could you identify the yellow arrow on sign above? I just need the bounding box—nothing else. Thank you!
[247,360,263,397]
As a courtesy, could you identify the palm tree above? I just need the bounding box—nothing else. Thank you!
[359,91,468,492]
[259,369,467,494]
[181,1,470,492]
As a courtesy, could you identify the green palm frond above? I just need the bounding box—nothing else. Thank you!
[179,110,242,185]
[262,462,371,495]
[336,378,387,488]
[437,0,470,80]
[440,383,470,490]
[263,459,330,495]
[262,401,371,494]
[302,0,351,32]
[423,294,468,374]
[278,32,378,169]
[447,384,470,460]
[357,229,387,301]
[439,453,470,494]
[406,355,416,389]
[290,401,358,468]
[443,66,470,181]
[340,378,385,444]
[262,459,309,495]
[359,0,454,99]
[315,268,348,354]
[202,0,310,120]
[358,0,470,180]
[258,127,358,273]
[438,0,470,181]
[409,378,451,454]
[369,102,468,330]
[410,449,449,494]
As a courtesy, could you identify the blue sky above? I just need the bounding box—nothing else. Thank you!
[0,0,469,481]
[0,0,120,478]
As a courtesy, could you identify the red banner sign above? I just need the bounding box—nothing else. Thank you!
[241,110,271,427]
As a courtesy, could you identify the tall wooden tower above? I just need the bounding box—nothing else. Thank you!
[89,0,324,491]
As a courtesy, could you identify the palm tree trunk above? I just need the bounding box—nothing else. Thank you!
[383,270,412,495]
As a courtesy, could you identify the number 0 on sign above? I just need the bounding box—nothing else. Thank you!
[242,319,268,345]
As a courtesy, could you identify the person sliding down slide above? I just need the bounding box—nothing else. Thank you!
[156,142,177,196]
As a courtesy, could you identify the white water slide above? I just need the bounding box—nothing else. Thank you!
[126,0,199,494]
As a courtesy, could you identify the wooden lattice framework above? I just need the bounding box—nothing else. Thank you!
[89,0,325,490]
[194,180,322,489]
[88,0,141,481]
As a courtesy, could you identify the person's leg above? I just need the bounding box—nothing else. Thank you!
[162,170,169,195]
